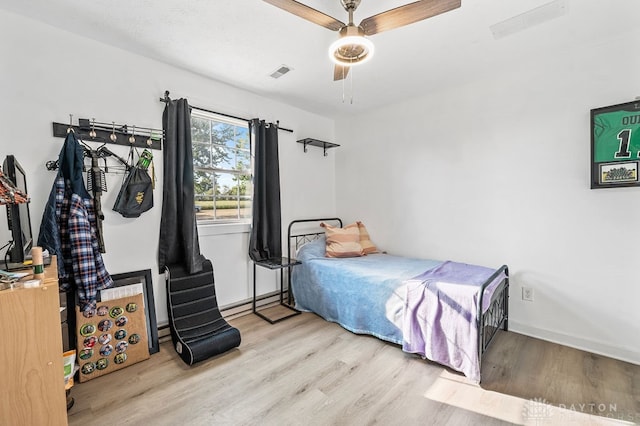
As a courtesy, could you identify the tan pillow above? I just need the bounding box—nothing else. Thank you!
[321,222,364,258]
[357,221,378,254]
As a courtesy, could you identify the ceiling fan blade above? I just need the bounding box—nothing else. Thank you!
[263,0,345,31]
[360,0,461,36]
[333,65,350,81]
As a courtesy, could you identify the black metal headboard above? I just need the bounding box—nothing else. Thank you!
[287,217,342,260]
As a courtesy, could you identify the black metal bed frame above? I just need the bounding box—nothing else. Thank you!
[287,218,509,380]
[476,264,510,370]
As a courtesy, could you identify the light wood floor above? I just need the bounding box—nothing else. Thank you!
[67,310,639,425]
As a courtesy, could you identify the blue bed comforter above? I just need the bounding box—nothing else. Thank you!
[291,238,442,344]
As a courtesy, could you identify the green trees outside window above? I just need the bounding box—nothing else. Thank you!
[192,112,251,222]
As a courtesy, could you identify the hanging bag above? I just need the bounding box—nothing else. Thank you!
[113,148,154,218]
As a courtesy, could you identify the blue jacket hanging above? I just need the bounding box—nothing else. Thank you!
[38,132,113,315]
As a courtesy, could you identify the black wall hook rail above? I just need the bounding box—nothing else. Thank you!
[52,119,163,150]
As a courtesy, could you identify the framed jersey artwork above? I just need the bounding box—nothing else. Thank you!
[591,99,640,189]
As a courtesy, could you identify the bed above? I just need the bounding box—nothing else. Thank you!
[287,218,509,383]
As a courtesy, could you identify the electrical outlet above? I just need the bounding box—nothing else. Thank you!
[522,286,534,302]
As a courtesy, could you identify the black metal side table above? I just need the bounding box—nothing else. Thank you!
[252,257,302,324]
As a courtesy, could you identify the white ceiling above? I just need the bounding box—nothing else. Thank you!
[1,0,638,118]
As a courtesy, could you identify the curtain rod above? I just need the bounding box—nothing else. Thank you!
[159,91,294,133]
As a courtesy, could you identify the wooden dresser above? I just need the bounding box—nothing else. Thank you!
[0,257,68,425]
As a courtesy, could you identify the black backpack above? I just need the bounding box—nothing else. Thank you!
[113,165,153,218]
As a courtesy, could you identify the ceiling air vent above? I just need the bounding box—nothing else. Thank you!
[490,0,568,40]
[270,65,292,79]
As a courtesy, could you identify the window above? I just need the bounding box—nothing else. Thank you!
[191,111,252,223]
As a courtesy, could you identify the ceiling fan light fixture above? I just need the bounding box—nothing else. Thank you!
[264,0,463,80]
[328,25,374,67]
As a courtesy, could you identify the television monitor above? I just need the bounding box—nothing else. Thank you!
[3,155,33,267]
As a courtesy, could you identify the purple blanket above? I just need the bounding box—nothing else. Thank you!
[401,261,504,383]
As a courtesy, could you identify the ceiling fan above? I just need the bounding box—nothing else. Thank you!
[263,0,461,81]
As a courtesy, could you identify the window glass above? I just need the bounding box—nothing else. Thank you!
[192,111,252,223]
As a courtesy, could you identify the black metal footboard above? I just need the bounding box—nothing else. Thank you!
[477,265,509,375]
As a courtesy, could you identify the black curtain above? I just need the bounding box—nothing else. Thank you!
[249,119,282,261]
[159,98,205,274]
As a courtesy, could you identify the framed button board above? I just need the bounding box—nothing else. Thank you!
[75,293,149,382]
[591,99,640,189]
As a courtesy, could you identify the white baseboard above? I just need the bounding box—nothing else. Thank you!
[157,290,286,341]
[509,320,640,366]
[220,291,286,320]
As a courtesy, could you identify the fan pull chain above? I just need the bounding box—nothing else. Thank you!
[342,71,345,103]
[350,66,354,105]
[340,62,354,104]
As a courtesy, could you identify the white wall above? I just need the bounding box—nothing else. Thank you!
[0,10,336,326]
[335,29,640,364]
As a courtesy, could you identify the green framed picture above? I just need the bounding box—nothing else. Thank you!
[591,100,640,189]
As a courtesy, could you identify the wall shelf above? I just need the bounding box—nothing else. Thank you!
[297,138,339,157]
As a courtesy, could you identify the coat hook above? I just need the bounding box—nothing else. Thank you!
[129,125,136,144]
[89,118,97,138]
[67,114,74,133]
[110,121,117,142]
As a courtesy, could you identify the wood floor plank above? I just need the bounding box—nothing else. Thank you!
[67,313,640,425]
